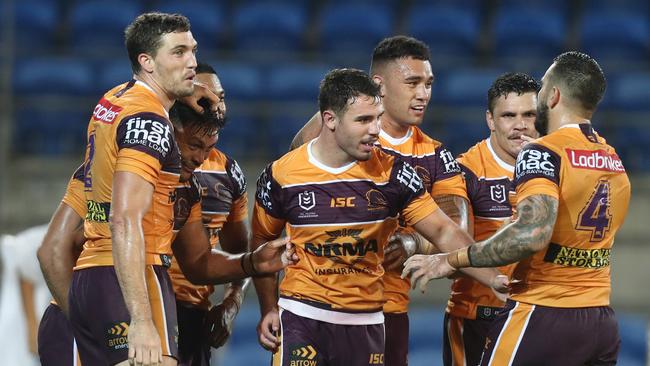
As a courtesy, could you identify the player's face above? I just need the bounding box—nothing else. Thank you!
[195,72,226,116]
[487,92,538,162]
[379,57,433,127]
[536,64,555,136]
[153,31,198,99]
[175,125,218,182]
[334,95,382,162]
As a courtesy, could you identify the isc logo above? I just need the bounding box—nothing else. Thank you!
[330,197,355,208]
[369,353,384,364]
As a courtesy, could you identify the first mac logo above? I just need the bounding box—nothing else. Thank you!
[92,97,123,124]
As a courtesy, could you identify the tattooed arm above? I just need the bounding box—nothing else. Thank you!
[434,194,472,235]
[468,194,558,267]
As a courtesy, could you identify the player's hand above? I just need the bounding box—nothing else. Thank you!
[401,253,455,292]
[252,237,299,274]
[490,274,511,302]
[127,318,162,366]
[203,296,240,349]
[257,308,281,352]
[520,134,537,147]
[383,232,417,272]
[181,81,224,117]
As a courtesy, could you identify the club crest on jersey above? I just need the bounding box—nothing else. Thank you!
[490,184,507,203]
[298,191,316,211]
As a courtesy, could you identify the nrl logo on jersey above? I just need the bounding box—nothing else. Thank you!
[490,184,507,203]
[298,191,316,211]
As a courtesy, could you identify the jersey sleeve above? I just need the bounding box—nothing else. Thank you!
[252,164,286,242]
[459,163,479,212]
[62,164,87,218]
[114,112,174,184]
[392,158,439,226]
[513,143,561,202]
[431,144,467,196]
[226,157,248,223]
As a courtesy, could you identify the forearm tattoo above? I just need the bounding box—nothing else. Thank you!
[434,194,469,230]
[469,194,558,267]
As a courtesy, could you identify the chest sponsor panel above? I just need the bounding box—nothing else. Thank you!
[471,177,514,218]
[283,180,403,226]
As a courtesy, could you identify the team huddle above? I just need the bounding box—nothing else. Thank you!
[35,12,631,366]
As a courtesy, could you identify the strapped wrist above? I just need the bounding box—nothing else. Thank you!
[448,246,472,269]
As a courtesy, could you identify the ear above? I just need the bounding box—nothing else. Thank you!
[372,74,386,98]
[548,86,561,109]
[486,109,495,132]
[138,53,155,73]
[321,110,338,131]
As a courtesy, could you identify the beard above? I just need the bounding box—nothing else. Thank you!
[535,103,550,136]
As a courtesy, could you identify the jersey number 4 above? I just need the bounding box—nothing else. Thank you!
[576,180,612,241]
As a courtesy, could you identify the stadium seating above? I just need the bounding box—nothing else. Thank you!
[579,10,650,65]
[607,73,650,111]
[266,63,333,101]
[207,61,263,100]
[406,5,481,62]
[436,68,505,106]
[70,0,141,54]
[14,0,59,53]
[96,60,134,95]
[13,107,87,156]
[13,58,94,95]
[232,2,308,54]
[156,0,225,54]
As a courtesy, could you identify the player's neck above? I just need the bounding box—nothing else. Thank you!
[379,117,411,139]
[133,74,175,111]
[311,136,356,168]
[550,112,591,134]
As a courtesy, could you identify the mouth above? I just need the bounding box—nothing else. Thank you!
[360,139,377,152]
[410,105,426,114]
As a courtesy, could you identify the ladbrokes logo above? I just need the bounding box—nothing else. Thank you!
[105,321,129,351]
[566,149,625,173]
[92,97,123,124]
[123,116,172,156]
[543,243,610,269]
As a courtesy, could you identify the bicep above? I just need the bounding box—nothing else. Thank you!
[219,220,249,254]
[513,194,558,251]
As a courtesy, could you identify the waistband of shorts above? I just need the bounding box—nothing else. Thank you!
[74,252,172,270]
[279,298,384,325]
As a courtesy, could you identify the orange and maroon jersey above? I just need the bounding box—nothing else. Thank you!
[62,163,87,219]
[447,138,517,319]
[76,80,182,270]
[510,124,631,307]
[252,141,438,325]
[169,148,248,309]
[378,126,467,313]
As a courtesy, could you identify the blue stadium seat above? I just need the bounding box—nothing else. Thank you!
[13,107,88,156]
[70,0,141,54]
[499,0,568,14]
[437,68,505,106]
[266,63,333,101]
[14,0,58,52]
[493,7,566,60]
[96,60,134,94]
[585,0,649,13]
[13,58,94,95]
[607,73,650,110]
[267,115,314,158]
[232,2,307,53]
[319,4,393,56]
[407,5,480,61]
[207,62,262,100]
[215,116,261,160]
[579,10,650,64]
[156,1,225,53]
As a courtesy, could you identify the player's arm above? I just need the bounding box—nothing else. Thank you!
[18,277,37,355]
[433,194,473,236]
[204,220,251,349]
[37,202,84,315]
[289,111,322,150]
[111,171,163,363]
[468,194,557,266]
[173,219,292,284]
[251,231,282,352]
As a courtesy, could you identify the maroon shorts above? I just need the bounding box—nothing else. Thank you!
[69,265,179,365]
[384,312,409,366]
[480,300,620,366]
[272,309,385,366]
[442,311,495,366]
[176,301,211,366]
[38,303,80,366]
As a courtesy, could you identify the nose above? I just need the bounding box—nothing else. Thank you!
[415,83,430,101]
[368,117,380,135]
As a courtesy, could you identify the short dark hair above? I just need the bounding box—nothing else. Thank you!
[169,98,225,136]
[370,36,431,74]
[319,68,381,117]
[548,51,606,112]
[196,62,216,75]
[125,12,191,74]
[487,73,540,113]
